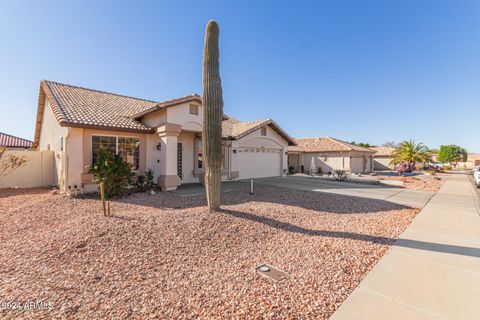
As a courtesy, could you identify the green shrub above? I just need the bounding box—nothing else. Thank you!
[88,149,133,198]
[136,169,155,192]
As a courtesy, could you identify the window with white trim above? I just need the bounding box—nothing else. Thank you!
[92,136,140,171]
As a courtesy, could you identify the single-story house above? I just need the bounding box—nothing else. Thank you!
[456,154,480,168]
[370,146,395,170]
[0,132,33,150]
[33,80,296,194]
[288,137,376,174]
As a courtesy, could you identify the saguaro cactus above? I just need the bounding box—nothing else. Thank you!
[202,20,223,212]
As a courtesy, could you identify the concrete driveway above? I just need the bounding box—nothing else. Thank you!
[251,176,435,208]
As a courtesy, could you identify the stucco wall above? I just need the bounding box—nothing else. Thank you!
[145,133,162,181]
[303,152,348,173]
[374,156,394,170]
[0,150,55,188]
[38,99,68,187]
[167,102,203,131]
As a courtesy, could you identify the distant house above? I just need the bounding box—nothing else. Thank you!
[0,132,33,150]
[458,154,480,168]
[288,137,376,174]
[33,80,296,194]
[370,146,395,170]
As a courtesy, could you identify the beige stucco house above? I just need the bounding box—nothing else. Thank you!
[370,146,395,170]
[33,80,296,194]
[288,137,376,174]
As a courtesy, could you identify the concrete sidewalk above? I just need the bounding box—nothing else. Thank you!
[331,173,480,320]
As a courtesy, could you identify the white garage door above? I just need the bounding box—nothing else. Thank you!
[238,147,281,179]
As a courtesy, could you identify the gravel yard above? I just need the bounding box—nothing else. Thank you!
[0,186,419,319]
[376,175,444,191]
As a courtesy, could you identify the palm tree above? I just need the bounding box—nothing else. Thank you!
[391,140,431,166]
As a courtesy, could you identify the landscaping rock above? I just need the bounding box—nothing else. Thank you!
[0,186,419,319]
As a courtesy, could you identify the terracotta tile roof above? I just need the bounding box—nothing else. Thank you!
[222,118,296,146]
[32,80,296,147]
[370,146,395,156]
[0,132,33,148]
[40,80,159,131]
[33,80,201,146]
[290,137,376,153]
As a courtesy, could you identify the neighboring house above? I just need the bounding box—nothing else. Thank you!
[457,154,480,168]
[33,80,296,194]
[370,146,395,170]
[0,132,33,150]
[287,137,376,174]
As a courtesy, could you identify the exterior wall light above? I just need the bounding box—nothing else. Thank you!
[156,143,162,151]
[233,149,237,154]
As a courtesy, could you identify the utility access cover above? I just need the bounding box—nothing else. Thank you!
[255,264,288,282]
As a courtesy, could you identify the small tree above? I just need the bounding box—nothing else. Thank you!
[88,149,133,198]
[350,141,376,148]
[0,146,27,178]
[437,145,467,167]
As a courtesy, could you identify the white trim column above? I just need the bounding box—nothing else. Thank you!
[157,123,182,191]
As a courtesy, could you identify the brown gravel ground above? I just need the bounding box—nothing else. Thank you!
[376,175,444,191]
[0,185,419,319]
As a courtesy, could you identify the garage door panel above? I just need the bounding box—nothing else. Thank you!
[238,147,281,179]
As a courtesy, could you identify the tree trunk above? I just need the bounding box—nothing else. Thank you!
[202,20,223,212]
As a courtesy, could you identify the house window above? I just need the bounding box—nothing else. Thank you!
[261,127,267,136]
[190,104,199,115]
[92,136,140,171]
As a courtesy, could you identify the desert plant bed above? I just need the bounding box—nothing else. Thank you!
[0,186,419,319]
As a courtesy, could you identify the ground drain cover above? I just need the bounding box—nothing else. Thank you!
[255,264,287,282]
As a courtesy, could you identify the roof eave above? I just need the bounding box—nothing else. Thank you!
[130,96,202,120]
[60,122,155,134]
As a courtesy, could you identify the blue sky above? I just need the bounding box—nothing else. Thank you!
[1,0,479,151]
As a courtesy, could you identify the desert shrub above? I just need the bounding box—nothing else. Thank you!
[332,169,349,181]
[136,169,155,192]
[88,149,133,198]
[395,161,415,175]
[423,164,442,173]
[443,165,453,171]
